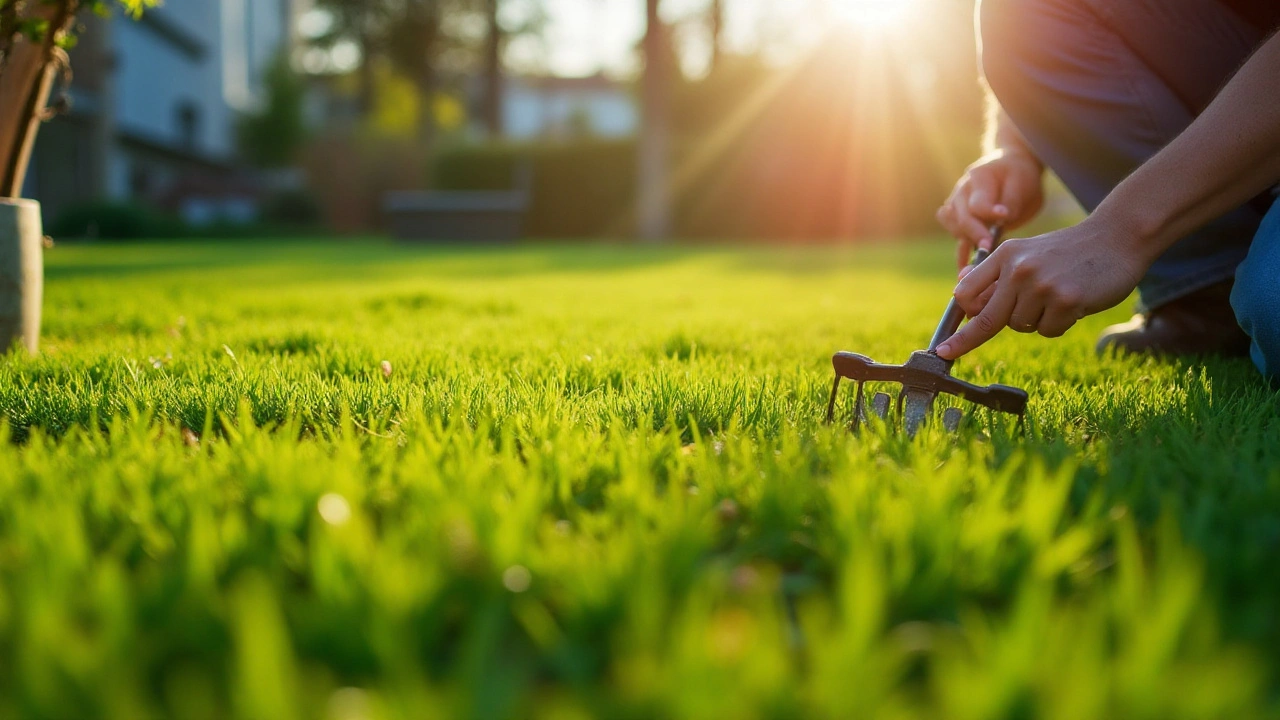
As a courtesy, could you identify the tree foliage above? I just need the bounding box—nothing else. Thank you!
[1,0,155,49]
[238,53,309,169]
[311,0,537,140]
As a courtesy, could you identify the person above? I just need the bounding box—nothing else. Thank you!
[934,0,1280,379]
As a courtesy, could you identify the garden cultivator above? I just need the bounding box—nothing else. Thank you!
[826,228,1029,437]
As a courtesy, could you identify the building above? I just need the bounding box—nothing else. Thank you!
[493,74,638,141]
[23,0,299,226]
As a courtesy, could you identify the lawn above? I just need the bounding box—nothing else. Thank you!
[2,238,1279,719]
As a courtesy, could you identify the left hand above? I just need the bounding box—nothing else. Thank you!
[935,218,1149,360]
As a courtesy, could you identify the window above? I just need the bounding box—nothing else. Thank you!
[176,102,200,150]
[129,164,153,198]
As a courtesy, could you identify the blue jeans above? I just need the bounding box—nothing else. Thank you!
[979,0,1280,378]
[1233,203,1280,379]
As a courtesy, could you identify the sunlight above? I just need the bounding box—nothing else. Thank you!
[830,0,917,34]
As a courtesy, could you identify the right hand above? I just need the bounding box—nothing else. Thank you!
[937,149,1045,272]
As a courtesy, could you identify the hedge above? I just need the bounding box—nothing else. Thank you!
[433,140,638,239]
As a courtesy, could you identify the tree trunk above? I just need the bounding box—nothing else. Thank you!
[405,3,440,147]
[637,0,671,242]
[0,1,76,198]
[709,0,724,72]
[481,0,503,138]
[416,69,437,149]
[356,31,377,117]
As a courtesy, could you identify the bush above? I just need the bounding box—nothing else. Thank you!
[48,200,327,241]
[434,140,637,238]
[47,202,187,240]
[303,131,430,234]
[259,189,323,228]
[433,35,984,242]
[433,133,961,241]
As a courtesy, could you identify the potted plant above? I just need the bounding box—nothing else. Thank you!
[0,0,151,353]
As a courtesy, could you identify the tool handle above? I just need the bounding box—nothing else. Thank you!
[928,227,1004,353]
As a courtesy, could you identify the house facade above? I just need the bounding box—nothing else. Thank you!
[495,74,639,141]
[23,0,299,225]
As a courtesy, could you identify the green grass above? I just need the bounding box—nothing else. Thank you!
[2,238,1279,719]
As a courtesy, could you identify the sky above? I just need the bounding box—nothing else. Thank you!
[297,0,928,80]
[509,0,755,78]
[513,0,837,78]
[512,0,941,79]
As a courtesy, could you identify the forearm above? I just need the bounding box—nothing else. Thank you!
[983,93,1042,169]
[1096,32,1280,265]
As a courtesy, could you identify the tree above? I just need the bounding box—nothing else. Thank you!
[238,53,308,168]
[383,0,445,144]
[0,0,153,198]
[311,0,387,115]
[708,0,724,72]
[637,0,672,241]
[480,0,502,138]
[314,0,495,144]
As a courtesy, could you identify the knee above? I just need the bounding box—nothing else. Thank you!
[1232,258,1280,378]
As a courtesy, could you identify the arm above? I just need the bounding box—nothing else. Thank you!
[936,95,1045,271]
[985,103,1039,160]
[937,33,1280,360]
[1096,34,1280,264]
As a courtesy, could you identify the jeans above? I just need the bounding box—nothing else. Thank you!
[978,0,1279,378]
[1232,201,1280,379]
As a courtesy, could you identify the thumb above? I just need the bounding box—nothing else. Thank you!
[966,171,1002,219]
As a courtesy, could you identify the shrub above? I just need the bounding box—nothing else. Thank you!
[303,131,430,234]
[48,199,327,241]
[434,140,637,238]
[47,202,187,240]
[259,189,323,228]
[433,134,963,242]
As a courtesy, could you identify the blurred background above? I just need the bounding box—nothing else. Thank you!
[23,0,1079,243]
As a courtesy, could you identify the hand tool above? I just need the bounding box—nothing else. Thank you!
[825,227,1030,437]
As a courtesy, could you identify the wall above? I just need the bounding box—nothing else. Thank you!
[503,80,638,140]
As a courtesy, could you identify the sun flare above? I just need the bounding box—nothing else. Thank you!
[830,0,917,33]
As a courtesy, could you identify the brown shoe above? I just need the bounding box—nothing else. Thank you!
[1096,280,1251,358]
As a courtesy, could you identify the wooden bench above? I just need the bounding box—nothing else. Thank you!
[383,164,532,243]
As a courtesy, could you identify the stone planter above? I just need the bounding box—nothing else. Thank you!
[0,199,42,354]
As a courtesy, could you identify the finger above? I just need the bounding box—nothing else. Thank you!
[957,278,997,312]
[936,203,957,235]
[965,172,1001,221]
[956,236,975,273]
[936,283,1017,360]
[952,194,994,250]
[973,282,997,313]
[953,246,1006,315]
[1007,296,1046,334]
[1037,307,1079,338]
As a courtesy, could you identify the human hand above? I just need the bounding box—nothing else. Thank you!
[937,149,1045,272]
[934,218,1148,360]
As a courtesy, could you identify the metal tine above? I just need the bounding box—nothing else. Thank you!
[871,392,892,420]
[825,375,842,424]
[942,407,964,433]
[851,381,866,432]
[856,388,893,427]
